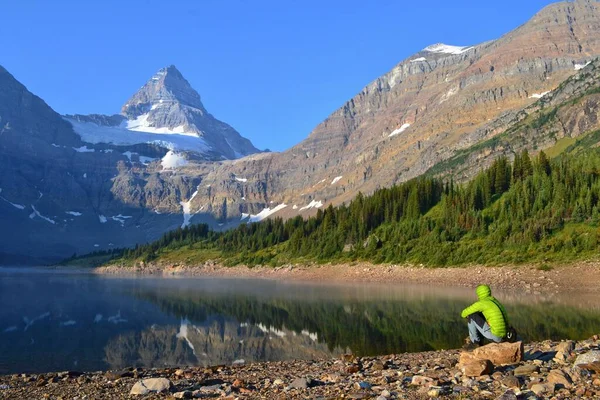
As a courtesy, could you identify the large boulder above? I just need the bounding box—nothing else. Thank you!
[467,342,524,365]
[130,378,172,395]
[458,357,493,377]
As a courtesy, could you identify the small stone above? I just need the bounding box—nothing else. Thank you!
[546,369,572,388]
[273,379,284,386]
[355,381,372,390]
[290,377,310,389]
[594,378,600,386]
[232,379,244,388]
[346,365,360,374]
[514,364,539,376]
[427,386,447,397]
[459,357,493,377]
[372,360,385,370]
[172,391,192,399]
[530,383,555,395]
[501,375,521,390]
[130,378,172,395]
[411,375,434,387]
[496,389,518,400]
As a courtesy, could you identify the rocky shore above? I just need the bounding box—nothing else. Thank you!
[2,337,599,399]
[95,260,600,295]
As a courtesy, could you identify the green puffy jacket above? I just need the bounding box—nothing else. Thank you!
[460,285,509,338]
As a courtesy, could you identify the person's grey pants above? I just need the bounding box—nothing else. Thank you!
[467,312,503,344]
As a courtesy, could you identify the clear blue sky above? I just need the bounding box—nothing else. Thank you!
[0,0,557,151]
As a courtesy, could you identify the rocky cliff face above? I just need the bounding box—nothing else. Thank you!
[180,0,600,219]
[3,1,600,263]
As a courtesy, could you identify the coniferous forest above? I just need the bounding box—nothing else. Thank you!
[85,148,600,267]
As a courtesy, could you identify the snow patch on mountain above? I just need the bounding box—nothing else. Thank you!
[161,151,188,170]
[299,200,324,211]
[180,188,200,228]
[176,318,196,355]
[107,310,127,324]
[410,57,427,62]
[257,323,286,338]
[575,61,591,71]
[244,204,287,223]
[65,118,211,154]
[72,145,95,153]
[66,211,82,216]
[424,43,473,55]
[389,123,411,137]
[331,176,343,185]
[126,113,198,137]
[98,215,107,223]
[29,205,56,224]
[235,176,248,183]
[529,91,550,99]
[0,189,25,210]
[111,214,132,226]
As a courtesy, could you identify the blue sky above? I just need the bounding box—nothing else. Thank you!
[1,0,557,151]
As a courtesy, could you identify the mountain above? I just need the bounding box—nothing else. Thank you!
[3,0,600,264]
[65,65,260,161]
[189,0,600,220]
[0,66,259,264]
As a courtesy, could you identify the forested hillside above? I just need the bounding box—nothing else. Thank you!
[81,144,600,268]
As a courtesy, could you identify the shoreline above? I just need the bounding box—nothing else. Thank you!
[1,337,599,399]
[94,260,600,296]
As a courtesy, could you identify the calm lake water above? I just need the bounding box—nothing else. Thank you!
[1,267,600,374]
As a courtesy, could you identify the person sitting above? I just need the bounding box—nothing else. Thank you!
[461,284,510,350]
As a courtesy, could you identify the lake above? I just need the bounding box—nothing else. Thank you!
[1,267,599,375]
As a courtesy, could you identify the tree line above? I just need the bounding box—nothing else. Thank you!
[114,148,600,267]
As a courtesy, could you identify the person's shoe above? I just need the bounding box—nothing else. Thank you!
[462,339,480,351]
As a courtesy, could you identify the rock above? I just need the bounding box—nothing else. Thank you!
[501,375,521,390]
[130,378,172,395]
[554,340,575,363]
[232,379,244,388]
[172,391,192,399]
[496,389,518,400]
[290,377,310,389]
[547,369,572,388]
[427,386,448,397]
[459,358,494,377]
[530,382,555,395]
[355,381,372,390]
[273,379,284,386]
[372,360,385,370]
[575,350,600,366]
[469,342,524,365]
[513,364,539,376]
[411,375,435,387]
[578,362,600,373]
[345,365,360,374]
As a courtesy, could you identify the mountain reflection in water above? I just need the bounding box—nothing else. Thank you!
[1,268,600,374]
